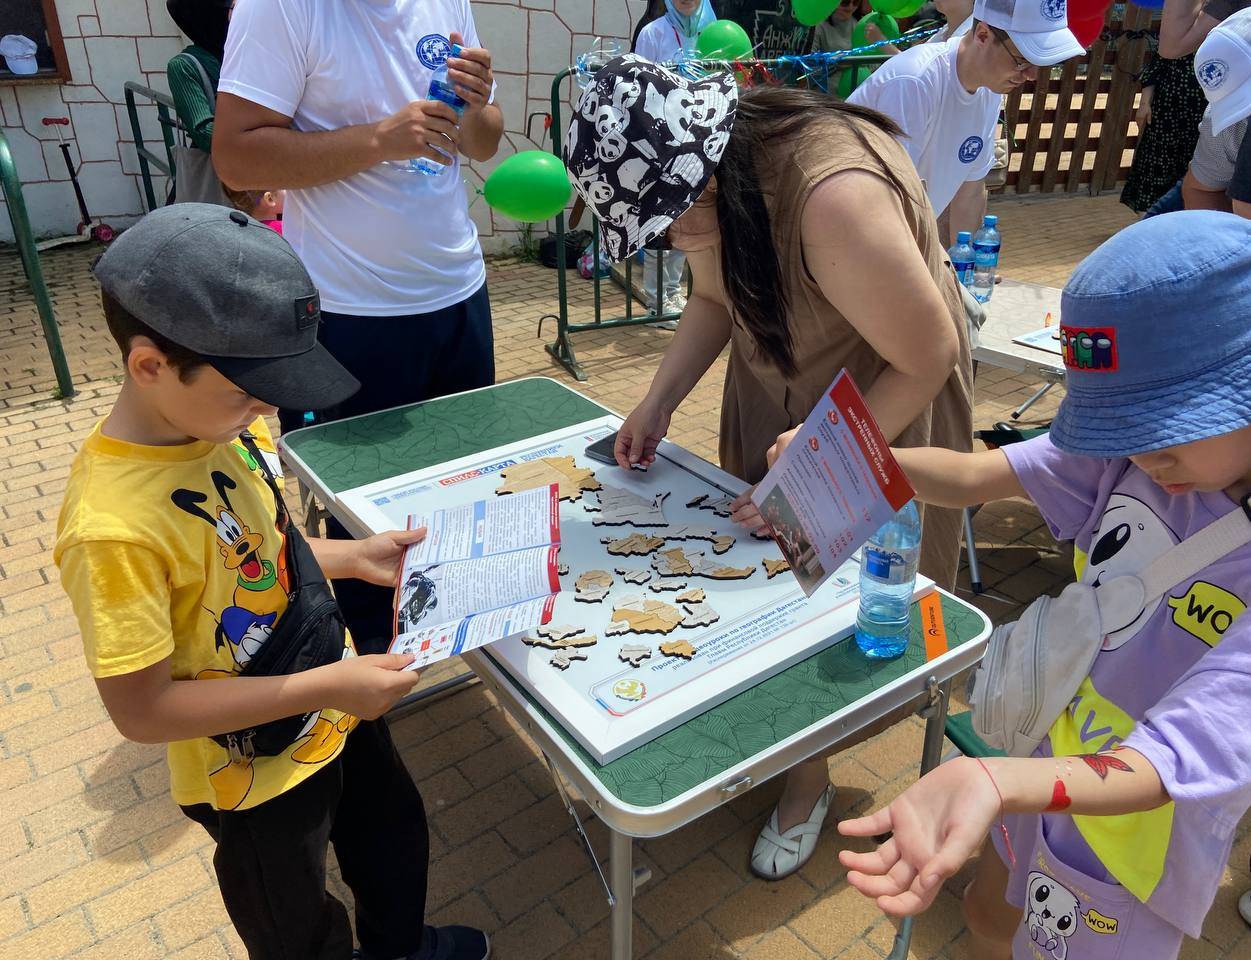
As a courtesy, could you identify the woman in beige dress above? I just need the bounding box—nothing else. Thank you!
[563,55,973,880]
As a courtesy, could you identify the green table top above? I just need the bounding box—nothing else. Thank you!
[283,377,988,808]
[283,378,606,496]
[494,592,983,805]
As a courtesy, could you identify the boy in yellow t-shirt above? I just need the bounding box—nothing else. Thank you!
[54,205,490,960]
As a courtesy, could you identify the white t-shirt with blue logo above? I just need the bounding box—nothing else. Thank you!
[220,0,492,316]
[847,37,998,216]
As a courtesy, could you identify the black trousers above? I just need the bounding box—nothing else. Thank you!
[281,284,495,654]
[182,720,429,960]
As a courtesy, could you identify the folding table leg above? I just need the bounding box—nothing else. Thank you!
[610,830,634,960]
[887,678,952,960]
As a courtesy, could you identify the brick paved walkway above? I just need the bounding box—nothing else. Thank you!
[2,194,1248,959]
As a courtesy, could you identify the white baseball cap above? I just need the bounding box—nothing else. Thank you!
[1194,8,1251,135]
[972,0,1084,66]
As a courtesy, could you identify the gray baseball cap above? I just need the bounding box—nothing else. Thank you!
[93,203,359,410]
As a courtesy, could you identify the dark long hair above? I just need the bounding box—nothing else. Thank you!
[715,85,909,377]
[631,0,670,50]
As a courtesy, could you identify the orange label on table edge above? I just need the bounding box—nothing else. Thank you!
[920,591,948,661]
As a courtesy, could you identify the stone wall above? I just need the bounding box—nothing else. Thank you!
[1,0,645,249]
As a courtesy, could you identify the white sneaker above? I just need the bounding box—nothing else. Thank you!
[664,294,687,314]
[750,784,833,881]
[1238,888,1251,927]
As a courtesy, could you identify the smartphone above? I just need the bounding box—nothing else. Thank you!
[585,432,619,465]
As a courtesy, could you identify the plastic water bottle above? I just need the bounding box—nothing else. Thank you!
[948,231,975,288]
[854,501,922,659]
[411,44,467,176]
[971,214,1000,303]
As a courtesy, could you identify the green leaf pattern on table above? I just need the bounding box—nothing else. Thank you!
[505,594,987,806]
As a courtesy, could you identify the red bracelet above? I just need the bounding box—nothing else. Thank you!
[974,756,1016,870]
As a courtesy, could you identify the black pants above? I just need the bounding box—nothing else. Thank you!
[281,284,495,653]
[182,720,429,960]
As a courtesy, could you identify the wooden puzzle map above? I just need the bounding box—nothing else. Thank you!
[336,420,933,763]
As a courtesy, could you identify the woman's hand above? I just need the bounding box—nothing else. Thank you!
[837,756,1001,916]
[766,427,800,469]
[615,399,672,469]
[730,487,768,534]
[352,528,428,587]
[1135,85,1155,127]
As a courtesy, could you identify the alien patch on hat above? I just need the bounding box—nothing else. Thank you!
[1060,325,1118,372]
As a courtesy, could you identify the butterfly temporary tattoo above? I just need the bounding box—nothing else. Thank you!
[1079,753,1135,781]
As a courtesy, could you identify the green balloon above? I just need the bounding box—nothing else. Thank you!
[851,12,900,47]
[792,0,840,27]
[869,0,912,15]
[836,65,869,98]
[897,0,927,14]
[696,19,753,61]
[483,150,572,223]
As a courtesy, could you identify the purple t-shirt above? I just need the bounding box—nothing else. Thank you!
[1004,435,1251,937]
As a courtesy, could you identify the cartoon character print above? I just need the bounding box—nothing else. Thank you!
[1026,872,1080,960]
[1080,493,1178,650]
[172,453,356,810]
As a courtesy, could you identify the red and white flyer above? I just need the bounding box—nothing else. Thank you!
[750,371,915,596]
[390,485,561,669]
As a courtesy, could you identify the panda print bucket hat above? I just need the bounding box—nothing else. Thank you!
[562,54,739,262]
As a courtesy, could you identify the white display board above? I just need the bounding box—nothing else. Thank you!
[337,417,933,763]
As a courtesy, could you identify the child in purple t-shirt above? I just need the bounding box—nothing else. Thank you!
[830,211,1251,960]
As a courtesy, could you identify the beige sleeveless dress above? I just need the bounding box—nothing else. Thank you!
[717,114,974,588]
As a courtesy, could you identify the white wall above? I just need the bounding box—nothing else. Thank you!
[0,0,646,248]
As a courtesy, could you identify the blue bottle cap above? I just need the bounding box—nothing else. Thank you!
[956,231,972,242]
[449,42,463,58]
[983,215,998,227]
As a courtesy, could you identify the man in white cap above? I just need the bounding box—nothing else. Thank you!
[849,0,1083,243]
[1182,8,1251,218]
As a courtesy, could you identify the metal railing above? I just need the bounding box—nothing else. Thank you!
[124,81,179,212]
[0,130,74,398]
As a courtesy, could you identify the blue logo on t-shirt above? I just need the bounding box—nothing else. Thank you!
[416,33,451,69]
[958,135,984,164]
[1040,0,1066,23]
[1196,58,1228,89]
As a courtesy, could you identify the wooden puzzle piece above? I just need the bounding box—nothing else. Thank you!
[497,457,600,501]
[649,578,688,592]
[602,532,666,557]
[763,558,791,579]
[652,547,694,577]
[676,588,705,604]
[550,648,589,670]
[586,486,669,526]
[615,567,654,585]
[605,620,632,637]
[617,643,652,667]
[523,625,598,650]
[680,601,721,629]
[687,493,735,518]
[659,639,697,659]
[574,570,614,603]
[664,525,736,554]
[653,547,753,581]
[608,595,684,635]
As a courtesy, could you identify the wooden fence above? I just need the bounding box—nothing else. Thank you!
[1002,5,1158,195]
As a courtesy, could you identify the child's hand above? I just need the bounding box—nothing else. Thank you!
[353,527,428,586]
[324,653,421,719]
[837,757,1001,916]
[766,426,799,468]
[447,33,495,115]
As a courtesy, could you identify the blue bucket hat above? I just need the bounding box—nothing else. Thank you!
[1048,211,1251,459]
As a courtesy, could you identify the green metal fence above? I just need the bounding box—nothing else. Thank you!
[124,81,179,212]
[0,130,74,399]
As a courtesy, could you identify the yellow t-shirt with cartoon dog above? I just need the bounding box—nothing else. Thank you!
[54,418,356,811]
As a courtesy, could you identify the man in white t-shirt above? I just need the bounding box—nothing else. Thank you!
[213,0,504,664]
[849,0,1082,243]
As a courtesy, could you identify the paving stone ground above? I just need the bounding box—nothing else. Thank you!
[2,193,1248,959]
